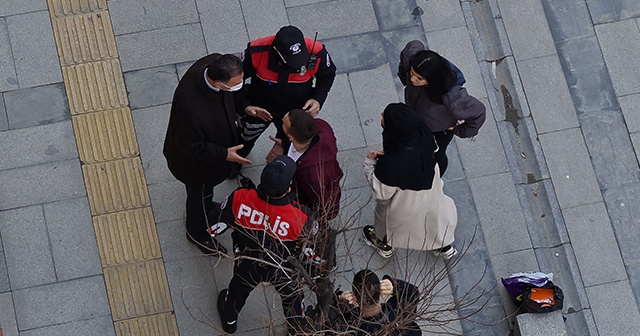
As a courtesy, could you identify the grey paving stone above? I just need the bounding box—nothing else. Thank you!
[517,55,579,134]
[197,0,249,54]
[348,65,400,147]
[372,0,421,31]
[3,83,70,129]
[317,74,366,150]
[555,35,618,114]
[516,179,570,248]
[43,197,102,282]
[564,308,599,336]
[602,183,640,265]
[116,23,207,72]
[288,0,378,40]
[148,179,186,224]
[426,26,486,99]
[323,32,387,74]
[124,66,178,109]
[19,316,115,336]
[0,205,56,290]
[0,121,77,171]
[585,0,640,24]
[595,20,640,96]
[579,109,640,189]
[0,18,18,93]
[131,104,173,185]
[496,0,556,61]
[456,98,509,179]
[631,132,640,164]
[461,0,513,63]
[535,244,590,312]
[240,0,288,41]
[0,159,85,211]
[0,251,8,292]
[0,94,8,131]
[0,292,18,336]
[157,220,205,262]
[0,0,47,16]
[540,0,593,43]
[563,202,627,287]
[6,11,62,88]
[517,311,567,336]
[108,0,199,35]
[619,93,640,133]
[538,128,602,209]
[13,275,110,331]
[337,147,370,191]
[176,61,192,80]
[468,172,532,254]
[417,0,465,32]
[164,257,219,336]
[586,280,640,336]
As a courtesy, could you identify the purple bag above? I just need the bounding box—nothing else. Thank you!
[501,272,552,305]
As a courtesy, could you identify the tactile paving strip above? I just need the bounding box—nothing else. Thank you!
[47,0,178,334]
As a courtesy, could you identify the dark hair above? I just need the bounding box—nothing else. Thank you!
[410,50,455,104]
[352,269,380,307]
[286,109,316,143]
[206,54,243,82]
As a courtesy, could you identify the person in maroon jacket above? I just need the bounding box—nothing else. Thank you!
[267,109,343,272]
[213,156,319,334]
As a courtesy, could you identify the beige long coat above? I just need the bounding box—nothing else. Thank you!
[364,158,457,251]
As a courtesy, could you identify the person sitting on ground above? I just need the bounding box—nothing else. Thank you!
[334,269,422,335]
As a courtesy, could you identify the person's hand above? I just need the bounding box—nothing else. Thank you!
[245,105,272,121]
[367,150,384,160]
[379,279,393,299]
[226,144,252,165]
[339,291,358,305]
[447,119,465,131]
[265,136,284,163]
[302,99,321,117]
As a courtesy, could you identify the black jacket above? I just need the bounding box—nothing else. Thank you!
[163,53,243,186]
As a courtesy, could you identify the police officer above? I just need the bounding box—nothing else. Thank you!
[213,156,319,334]
[233,25,337,176]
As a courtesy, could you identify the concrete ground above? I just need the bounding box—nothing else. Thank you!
[1,0,640,335]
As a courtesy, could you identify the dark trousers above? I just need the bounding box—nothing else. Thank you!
[238,114,286,158]
[433,130,455,175]
[223,258,304,327]
[185,183,216,242]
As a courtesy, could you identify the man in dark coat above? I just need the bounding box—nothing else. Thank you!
[233,25,337,175]
[163,53,254,255]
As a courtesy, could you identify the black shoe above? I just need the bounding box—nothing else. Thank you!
[362,225,393,258]
[218,289,237,333]
[186,232,228,255]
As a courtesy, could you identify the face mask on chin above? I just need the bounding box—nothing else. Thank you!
[220,81,243,92]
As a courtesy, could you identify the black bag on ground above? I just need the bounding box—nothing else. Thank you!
[521,281,564,313]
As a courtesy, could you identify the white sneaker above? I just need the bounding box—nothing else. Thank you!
[432,246,458,260]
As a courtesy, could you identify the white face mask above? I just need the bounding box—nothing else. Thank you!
[220,81,243,92]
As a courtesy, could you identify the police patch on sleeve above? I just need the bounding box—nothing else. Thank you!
[311,221,319,235]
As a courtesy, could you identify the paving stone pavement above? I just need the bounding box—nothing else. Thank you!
[2,0,640,335]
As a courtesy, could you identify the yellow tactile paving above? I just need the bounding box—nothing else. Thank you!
[114,313,180,336]
[82,157,151,215]
[52,12,118,65]
[93,207,162,267]
[72,108,139,164]
[104,259,174,320]
[47,0,178,334]
[48,0,107,17]
[62,60,129,114]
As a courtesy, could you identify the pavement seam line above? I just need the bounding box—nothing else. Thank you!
[46,0,178,335]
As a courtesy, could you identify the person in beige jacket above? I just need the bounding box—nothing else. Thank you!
[363,103,458,259]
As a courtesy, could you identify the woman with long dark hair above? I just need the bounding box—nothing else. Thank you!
[399,40,486,175]
[362,103,458,260]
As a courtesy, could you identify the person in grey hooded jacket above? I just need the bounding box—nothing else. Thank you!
[398,40,486,174]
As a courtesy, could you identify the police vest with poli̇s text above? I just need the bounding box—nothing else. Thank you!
[248,35,325,84]
[230,188,310,242]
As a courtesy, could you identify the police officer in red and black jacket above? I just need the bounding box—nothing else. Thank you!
[234,25,337,172]
[213,155,319,334]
